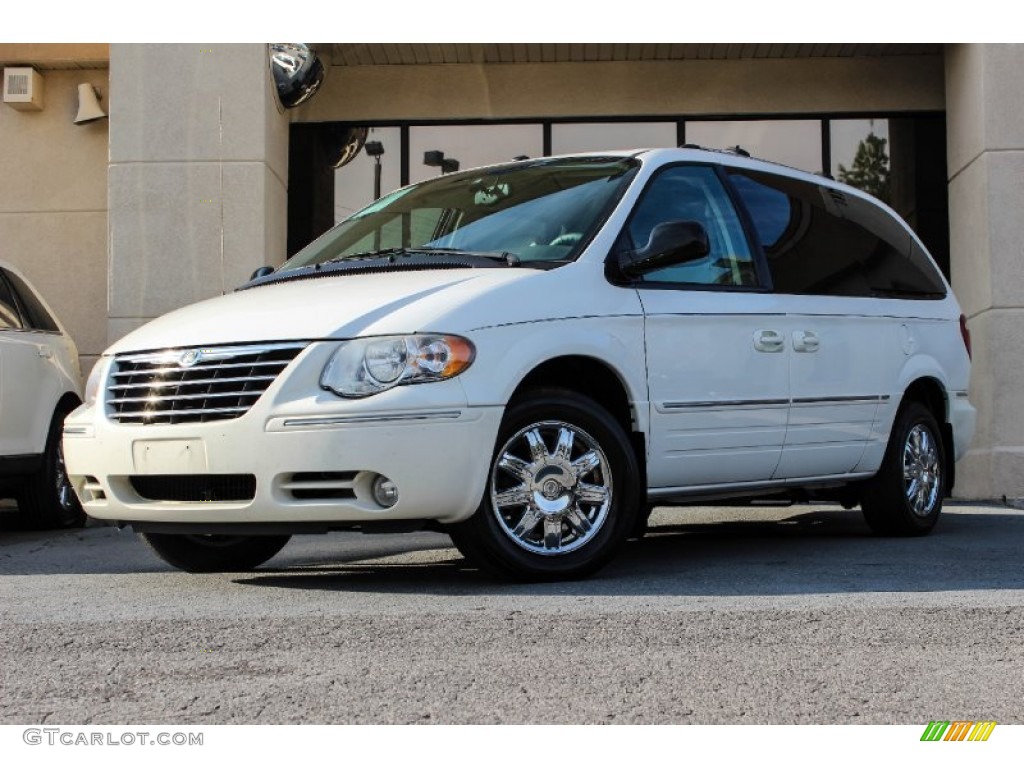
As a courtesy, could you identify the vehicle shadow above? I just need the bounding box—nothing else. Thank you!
[235,506,1024,598]
[0,498,184,573]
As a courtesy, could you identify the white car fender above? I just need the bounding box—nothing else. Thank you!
[860,351,958,473]
[460,315,650,435]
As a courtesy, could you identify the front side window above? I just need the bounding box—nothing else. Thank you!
[623,165,758,287]
[282,157,639,271]
[0,273,24,330]
[729,169,946,298]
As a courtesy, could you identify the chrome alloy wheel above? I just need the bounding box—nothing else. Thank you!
[903,424,941,517]
[54,440,75,513]
[490,420,613,556]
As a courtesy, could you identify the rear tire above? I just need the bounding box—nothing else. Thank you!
[15,400,85,530]
[861,401,945,536]
[447,388,641,581]
[140,533,291,573]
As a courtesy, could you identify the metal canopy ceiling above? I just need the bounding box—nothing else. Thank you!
[326,43,943,67]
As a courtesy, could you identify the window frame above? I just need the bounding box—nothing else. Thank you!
[607,161,774,293]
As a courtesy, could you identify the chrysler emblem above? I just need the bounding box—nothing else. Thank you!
[178,349,202,368]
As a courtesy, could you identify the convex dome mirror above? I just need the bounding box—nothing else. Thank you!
[269,44,325,109]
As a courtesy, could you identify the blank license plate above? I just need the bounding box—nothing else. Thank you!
[132,439,208,474]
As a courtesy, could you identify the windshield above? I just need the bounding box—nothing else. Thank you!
[279,156,639,271]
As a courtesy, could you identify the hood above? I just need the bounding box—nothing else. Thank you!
[107,268,536,354]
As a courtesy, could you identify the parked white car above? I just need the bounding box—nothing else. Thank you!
[0,262,83,528]
[63,148,975,579]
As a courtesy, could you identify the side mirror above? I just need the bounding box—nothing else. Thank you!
[250,265,275,281]
[618,220,710,278]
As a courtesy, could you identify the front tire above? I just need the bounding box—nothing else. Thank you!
[140,533,291,573]
[861,401,945,536]
[448,388,641,581]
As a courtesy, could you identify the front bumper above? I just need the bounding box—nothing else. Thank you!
[62,344,504,527]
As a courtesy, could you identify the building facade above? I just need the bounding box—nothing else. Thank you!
[0,43,1019,500]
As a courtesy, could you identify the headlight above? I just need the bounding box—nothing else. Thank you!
[320,334,475,398]
[83,358,106,406]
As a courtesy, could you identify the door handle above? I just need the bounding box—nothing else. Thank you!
[792,330,820,353]
[38,347,53,359]
[753,329,785,353]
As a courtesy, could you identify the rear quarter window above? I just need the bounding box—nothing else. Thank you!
[2,269,61,332]
[0,273,24,330]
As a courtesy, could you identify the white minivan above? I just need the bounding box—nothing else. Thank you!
[63,148,975,580]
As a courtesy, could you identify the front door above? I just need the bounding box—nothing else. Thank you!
[623,164,789,489]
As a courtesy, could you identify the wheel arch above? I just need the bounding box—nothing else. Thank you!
[900,376,948,423]
[26,389,83,456]
[52,390,84,440]
[898,375,955,495]
[507,354,647,486]
[56,389,82,414]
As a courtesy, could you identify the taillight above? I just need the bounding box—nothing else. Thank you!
[959,314,972,360]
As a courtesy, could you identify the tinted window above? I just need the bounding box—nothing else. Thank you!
[729,170,946,298]
[0,274,24,330]
[625,165,758,287]
[2,270,59,332]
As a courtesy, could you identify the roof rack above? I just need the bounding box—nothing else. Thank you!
[677,142,750,158]
[676,143,830,179]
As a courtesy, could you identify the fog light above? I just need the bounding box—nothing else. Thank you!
[372,475,399,508]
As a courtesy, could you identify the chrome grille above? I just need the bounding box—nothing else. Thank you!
[107,342,306,425]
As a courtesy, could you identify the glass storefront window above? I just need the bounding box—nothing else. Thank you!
[315,115,942,276]
[334,127,402,223]
[830,119,891,205]
[685,120,822,174]
[551,122,676,154]
[409,124,543,185]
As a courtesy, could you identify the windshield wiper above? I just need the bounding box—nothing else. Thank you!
[321,247,408,265]
[413,247,520,266]
[322,247,520,267]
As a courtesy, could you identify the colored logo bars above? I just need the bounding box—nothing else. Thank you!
[921,721,997,742]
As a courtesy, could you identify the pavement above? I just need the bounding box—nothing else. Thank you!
[1,503,1022,724]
